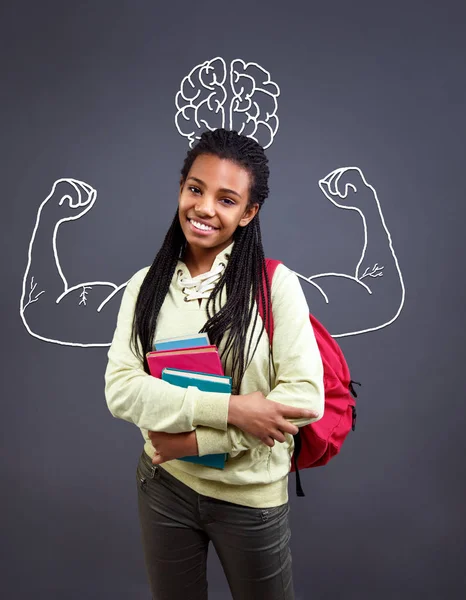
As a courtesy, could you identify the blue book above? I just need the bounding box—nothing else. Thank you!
[162,368,232,469]
[154,333,210,351]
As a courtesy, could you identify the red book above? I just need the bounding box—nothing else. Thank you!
[146,345,224,379]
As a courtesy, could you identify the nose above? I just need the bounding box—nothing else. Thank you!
[195,195,216,217]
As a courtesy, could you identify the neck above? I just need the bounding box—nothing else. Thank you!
[183,243,230,277]
[182,246,217,277]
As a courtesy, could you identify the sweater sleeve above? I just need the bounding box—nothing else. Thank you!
[104,268,231,433]
[195,264,325,456]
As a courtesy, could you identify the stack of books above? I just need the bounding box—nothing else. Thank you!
[146,333,230,469]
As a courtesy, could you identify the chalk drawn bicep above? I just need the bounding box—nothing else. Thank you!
[21,281,127,347]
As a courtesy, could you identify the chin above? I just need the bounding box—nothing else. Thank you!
[188,237,221,249]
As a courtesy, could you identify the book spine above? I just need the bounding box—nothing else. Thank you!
[177,454,227,469]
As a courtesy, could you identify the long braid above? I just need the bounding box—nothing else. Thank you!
[132,211,184,373]
[202,217,270,391]
[132,129,272,389]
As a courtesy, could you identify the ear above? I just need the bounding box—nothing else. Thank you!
[238,203,259,227]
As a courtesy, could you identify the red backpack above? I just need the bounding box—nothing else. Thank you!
[257,259,360,496]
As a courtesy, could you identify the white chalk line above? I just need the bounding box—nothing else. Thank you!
[290,166,406,338]
[19,58,405,346]
[175,57,280,149]
[20,178,126,347]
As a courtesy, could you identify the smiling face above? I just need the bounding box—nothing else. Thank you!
[178,154,259,260]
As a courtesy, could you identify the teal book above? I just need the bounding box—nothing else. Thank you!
[154,333,210,351]
[162,368,232,469]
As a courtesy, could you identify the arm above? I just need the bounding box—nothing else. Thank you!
[306,167,405,336]
[20,179,131,346]
[195,265,325,456]
[104,268,231,433]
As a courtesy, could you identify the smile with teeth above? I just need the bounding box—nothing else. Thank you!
[189,219,217,232]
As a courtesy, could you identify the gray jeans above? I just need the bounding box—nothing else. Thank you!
[136,450,295,600]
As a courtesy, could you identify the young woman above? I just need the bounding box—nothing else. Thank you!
[105,128,324,600]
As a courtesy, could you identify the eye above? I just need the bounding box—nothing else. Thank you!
[188,186,201,195]
[220,198,235,206]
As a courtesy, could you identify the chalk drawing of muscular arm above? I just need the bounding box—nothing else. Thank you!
[293,166,405,337]
[20,179,127,347]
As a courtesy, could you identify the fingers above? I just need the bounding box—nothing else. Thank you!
[261,436,275,447]
[268,423,298,444]
[152,452,164,465]
[278,419,299,436]
[261,428,291,446]
[271,429,287,444]
[334,169,358,198]
[277,404,318,420]
[327,169,341,195]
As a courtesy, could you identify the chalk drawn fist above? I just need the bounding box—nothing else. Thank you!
[319,167,374,211]
[40,178,97,221]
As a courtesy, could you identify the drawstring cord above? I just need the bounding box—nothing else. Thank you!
[177,263,225,302]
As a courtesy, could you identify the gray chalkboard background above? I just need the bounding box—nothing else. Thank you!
[2,1,466,598]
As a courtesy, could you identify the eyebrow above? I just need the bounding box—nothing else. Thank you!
[187,176,242,199]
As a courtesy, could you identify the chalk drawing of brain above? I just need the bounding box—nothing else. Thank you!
[175,57,280,149]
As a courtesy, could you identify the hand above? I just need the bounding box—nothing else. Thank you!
[228,392,318,447]
[42,178,97,220]
[318,167,374,211]
[147,430,198,465]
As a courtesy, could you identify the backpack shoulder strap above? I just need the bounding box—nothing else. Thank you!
[258,259,282,344]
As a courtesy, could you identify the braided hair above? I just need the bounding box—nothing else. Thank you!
[132,128,272,391]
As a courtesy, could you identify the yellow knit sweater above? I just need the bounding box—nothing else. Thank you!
[105,244,324,508]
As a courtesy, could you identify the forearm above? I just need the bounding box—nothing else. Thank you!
[105,269,231,433]
[266,379,324,428]
[195,423,264,456]
[105,359,230,433]
[195,382,323,457]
